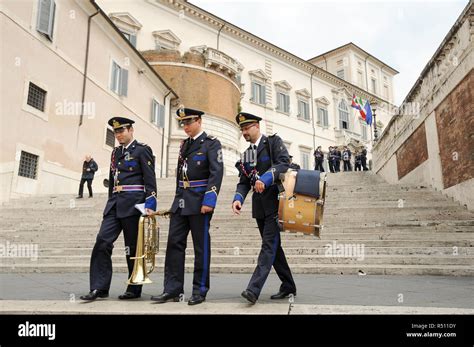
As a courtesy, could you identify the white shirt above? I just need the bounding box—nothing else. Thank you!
[251,134,263,149]
[192,130,204,141]
[121,139,134,153]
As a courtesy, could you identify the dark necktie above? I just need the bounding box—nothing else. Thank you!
[251,144,257,166]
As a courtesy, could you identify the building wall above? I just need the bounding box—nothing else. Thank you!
[396,123,428,180]
[97,0,395,171]
[435,69,474,189]
[309,46,396,105]
[142,50,241,124]
[0,0,173,201]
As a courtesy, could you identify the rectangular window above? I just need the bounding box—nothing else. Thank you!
[36,0,56,41]
[371,78,377,93]
[337,69,345,80]
[361,123,368,140]
[121,31,137,47]
[297,100,309,120]
[27,82,47,111]
[110,61,128,96]
[251,82,266,105]
[341,120,349,129]
[276,92,290,113]
[106,128,115,147]
[300,151,310,170]
[357,71,363,87]
[152,99,165,128]
[317,107,329,127]
[18,151,39,179]
[383,85,389,99]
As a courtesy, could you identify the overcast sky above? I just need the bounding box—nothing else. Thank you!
[191,0,468,105]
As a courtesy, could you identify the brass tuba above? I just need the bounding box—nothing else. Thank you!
[127,210,171,285]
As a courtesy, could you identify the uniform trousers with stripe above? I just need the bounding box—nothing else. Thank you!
[163,210,212,297]
[247,212,296,298]
[89,205,142,295]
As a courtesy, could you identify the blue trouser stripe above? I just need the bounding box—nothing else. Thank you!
[200,214,210,295]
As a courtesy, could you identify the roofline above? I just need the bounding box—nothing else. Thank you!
[379,1,472,141]
[307,42,399,74]
[400,1,472,107]
[89,0,178,99]
[168,0,393,106]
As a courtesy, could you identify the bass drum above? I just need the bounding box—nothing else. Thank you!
[278,169,327,238]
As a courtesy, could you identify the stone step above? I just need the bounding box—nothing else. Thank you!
[3,254,472,266]
[2,239,472,247]
[3,232,474,243]
[34,246,474,256]
[1,263,472,276]
[3,226,473,237]
[0,197,463,213]
[3,213,473,230]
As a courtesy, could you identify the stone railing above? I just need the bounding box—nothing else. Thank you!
[190,46,244,77]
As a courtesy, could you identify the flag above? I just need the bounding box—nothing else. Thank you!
[364,100,373,126]
[351,94,366,120]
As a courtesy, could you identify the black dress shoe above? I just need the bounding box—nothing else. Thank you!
[241,290,257,304]
[80,289,108,301]
[150,292,180,303]
[270,291,296,300]
[118,291,141,300]
[188,295,205,306]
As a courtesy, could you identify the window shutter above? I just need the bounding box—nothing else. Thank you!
[151,100,157,123]
[130,34,137,47]
[261,85,266,105]
[110,62,118,92]
[120,68,128,96]
[159,104,165,128]
[36,0,55,40]
[251,82,256,101]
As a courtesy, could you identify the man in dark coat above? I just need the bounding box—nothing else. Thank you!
[232,112,296,304]
[77,155,98,198]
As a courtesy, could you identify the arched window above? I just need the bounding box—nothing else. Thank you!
[339,100,349,129]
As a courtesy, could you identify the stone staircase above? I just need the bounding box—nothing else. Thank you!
[1,172,473,275]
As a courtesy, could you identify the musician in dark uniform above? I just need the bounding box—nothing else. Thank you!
[361,146,369,171]
[232,112,296,304]
[354,150,362,171]
[80,117,157,301]
[334,146,342,172]
[328,146,335,173]
[313,146,325,172]
[342,146,352,172]
[151,107,223,306]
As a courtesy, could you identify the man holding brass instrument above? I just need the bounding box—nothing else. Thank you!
[151,107,223,306]
[80,117,157,301]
